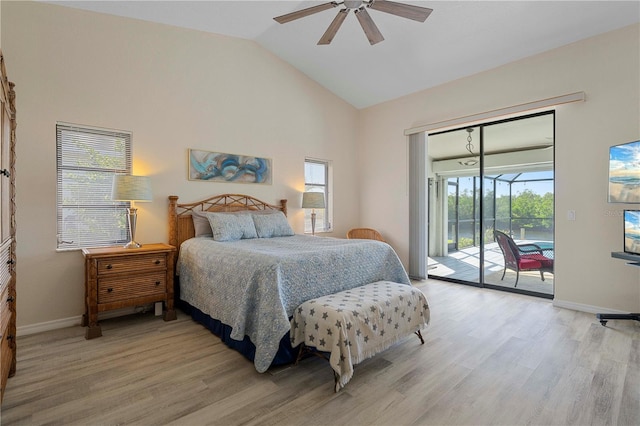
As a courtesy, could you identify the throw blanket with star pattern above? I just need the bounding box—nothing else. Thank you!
[290,281,430,391]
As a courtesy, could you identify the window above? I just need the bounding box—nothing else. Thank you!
[304,158,332,233]
[56,123,132,250]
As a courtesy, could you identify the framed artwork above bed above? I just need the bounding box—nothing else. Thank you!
[188,149,272,184]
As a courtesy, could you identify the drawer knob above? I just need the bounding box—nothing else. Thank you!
[106,264,113,270]
[155,281,161,286]
[154,260,161,265]
[0,169,10,178]
[7,296,14,303]
[107,288,113,293]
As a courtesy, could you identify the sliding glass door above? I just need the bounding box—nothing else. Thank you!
[427,112,555,298]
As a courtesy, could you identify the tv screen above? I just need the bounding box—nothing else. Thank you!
[609,140,640,203]
[624,210,640,255]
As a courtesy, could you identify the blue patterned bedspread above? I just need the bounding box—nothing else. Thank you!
[177,235,410,372]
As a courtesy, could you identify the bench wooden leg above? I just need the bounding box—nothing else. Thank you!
[295,343,331,364]
[295,343,342,391]
[295,343,307,365]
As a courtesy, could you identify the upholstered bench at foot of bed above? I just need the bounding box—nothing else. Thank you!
[290,280,430,392]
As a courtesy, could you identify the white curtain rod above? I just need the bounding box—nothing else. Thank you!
[404,91,586,136]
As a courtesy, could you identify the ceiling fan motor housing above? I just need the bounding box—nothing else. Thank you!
[344,1,366,9]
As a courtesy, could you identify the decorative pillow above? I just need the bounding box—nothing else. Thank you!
[191,210,213,237]
[206,212,258,241]
[252,211,295,238]
[192,210,279,238]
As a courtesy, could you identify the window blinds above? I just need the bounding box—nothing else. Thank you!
[56,123,132,250]
[304,158,331,233]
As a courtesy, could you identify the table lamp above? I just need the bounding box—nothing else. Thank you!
[302,191,325,236]
[111,175,152,248]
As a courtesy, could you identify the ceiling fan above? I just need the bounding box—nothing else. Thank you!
[273,0,433,46]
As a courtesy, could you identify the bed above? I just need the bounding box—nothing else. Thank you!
[168,194,411,373]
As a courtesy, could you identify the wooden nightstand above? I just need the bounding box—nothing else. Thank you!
[82,243,177,339]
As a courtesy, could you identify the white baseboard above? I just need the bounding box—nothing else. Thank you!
[16,306,147,337]
[552,299,630,315]
[17,315,82,336]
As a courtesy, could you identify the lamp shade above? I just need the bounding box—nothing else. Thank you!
[302,192,325,209]
[111,175,153,202]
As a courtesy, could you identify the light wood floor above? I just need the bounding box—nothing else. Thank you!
[1,280,638,425]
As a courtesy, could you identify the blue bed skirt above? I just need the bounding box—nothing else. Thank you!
[179,300,298,367]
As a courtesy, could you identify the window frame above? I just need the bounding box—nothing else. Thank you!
[304,158,333,234]
[56,122,132,251]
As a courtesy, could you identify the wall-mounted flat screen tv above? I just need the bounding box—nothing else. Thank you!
[609,140,640,203]
[624,210,640,255]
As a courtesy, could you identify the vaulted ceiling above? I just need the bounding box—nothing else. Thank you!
[49,1,640,109]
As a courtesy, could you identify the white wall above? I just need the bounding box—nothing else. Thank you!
[3,1,639,329]
[2,2,360,328]
[358,23,640,313]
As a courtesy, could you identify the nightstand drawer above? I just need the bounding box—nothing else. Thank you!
[97,253,167,275]
[98,273,166,304]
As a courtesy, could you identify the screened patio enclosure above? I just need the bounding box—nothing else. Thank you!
[446,172,554,252]
[426,112,555,298]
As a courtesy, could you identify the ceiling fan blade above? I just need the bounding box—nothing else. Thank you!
[368,0,433,22]
[274,2,337,24]
[318,9,349,45]
[355,7,384,45]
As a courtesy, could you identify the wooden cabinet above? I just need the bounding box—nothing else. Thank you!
[0,50,17,403]
[82,243,177,339]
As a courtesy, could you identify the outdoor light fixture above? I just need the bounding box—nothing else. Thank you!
[458,128,479,167]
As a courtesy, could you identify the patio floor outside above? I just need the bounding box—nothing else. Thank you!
[428,241,554,296]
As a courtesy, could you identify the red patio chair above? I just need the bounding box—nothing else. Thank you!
[494,230,554,287]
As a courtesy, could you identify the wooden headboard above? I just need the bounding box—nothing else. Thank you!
[168,193,288,249]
